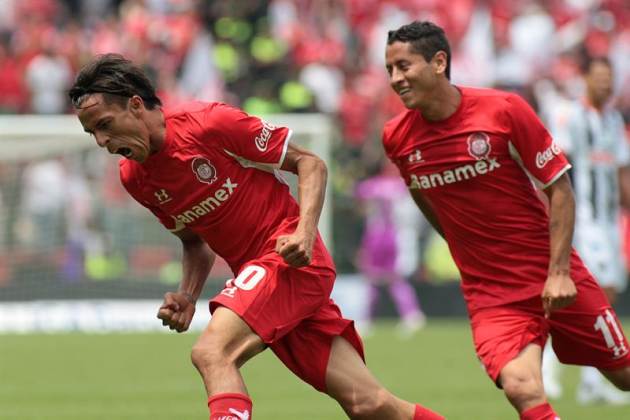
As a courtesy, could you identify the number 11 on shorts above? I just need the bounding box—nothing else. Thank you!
[594,309,629,359]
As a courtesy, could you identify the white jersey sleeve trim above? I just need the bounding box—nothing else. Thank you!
[223,148,289,185]
[508,141,571,189]
[278,128,293,168]
[541,163,572,189]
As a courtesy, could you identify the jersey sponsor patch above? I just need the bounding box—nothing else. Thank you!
[254,120,277,152]
[535,142,561,169]
[192,156,218,184]
[174,178,238,224]
[409,158,501,190]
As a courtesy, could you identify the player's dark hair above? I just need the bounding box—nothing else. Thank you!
[387,21,452,80]
[580,56,612,75]
[69,53,162,109]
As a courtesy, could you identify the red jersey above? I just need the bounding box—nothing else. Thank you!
[383,87,592,312]
[120,101,333,274]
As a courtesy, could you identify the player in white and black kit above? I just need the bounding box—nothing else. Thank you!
[543,56,630,405]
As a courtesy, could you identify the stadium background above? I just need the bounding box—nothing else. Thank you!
[1,0,630,419]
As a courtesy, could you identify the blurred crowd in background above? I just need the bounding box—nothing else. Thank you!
[1,0,630,295]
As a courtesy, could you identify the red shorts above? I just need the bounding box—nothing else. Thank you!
[210,252,365,392]
[471,276,630,384]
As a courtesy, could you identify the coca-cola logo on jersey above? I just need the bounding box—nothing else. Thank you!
[255,120,276,152]
[535,142,561,169]
[467,132,492,160]
[192,156,218,184]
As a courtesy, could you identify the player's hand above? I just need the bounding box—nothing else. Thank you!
[157,292,196,333]
[275,230,315,267]
[541,272,577,318]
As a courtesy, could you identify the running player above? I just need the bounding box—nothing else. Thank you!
[383,21,630,419]
[69,54,443,420]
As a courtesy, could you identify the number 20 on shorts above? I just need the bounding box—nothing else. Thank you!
[221,265,267,297]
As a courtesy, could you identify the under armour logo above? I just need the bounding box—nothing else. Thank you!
[154,189,172,204]
[408,149,422,163]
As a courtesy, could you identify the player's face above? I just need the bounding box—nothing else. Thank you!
[586,62,613,106]
[77,94,152,163]
[385,41,440,109]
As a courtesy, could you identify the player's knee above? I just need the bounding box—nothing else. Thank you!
[190,337,232,373]
[340,388,390,419]
[501,373,545,408]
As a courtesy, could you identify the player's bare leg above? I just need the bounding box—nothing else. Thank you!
[191,307,265,394]
[191,306,265,419]
[325,336,443,419]
[601,365,630,391]
[499,343,559,418]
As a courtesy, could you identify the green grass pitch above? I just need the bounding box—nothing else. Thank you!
[1,319,628,419]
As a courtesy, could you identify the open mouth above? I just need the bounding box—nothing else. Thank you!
[115,147,132,158]
[398,88,411,96]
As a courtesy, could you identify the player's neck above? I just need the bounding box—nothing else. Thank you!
[418,83,461,122]
[147,108,167,154]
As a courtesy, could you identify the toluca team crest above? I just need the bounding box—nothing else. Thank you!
[467,132,492,160]
[192,156,218,184]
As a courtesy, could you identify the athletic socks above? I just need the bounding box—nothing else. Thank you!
[519,402,560,420]
[208,393,252,420]
[414,404,445,419]
[208,393,443,420]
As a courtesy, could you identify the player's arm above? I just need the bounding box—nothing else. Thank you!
[276,142,327,267]
[157,227,215,332]
[409,189,445,238]
[541,173,577,316]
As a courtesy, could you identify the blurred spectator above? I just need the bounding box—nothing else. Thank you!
[0,38,27,113]
[25,34,72,114]
[17,158,67,250]
[354,160,427,337]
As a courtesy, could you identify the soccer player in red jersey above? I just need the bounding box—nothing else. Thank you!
[383,21,630,419]
[68,54,443,420]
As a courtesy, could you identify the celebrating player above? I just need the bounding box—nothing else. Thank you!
[542,56,630,405]
[383,21,630,419]
[69,54,443,420]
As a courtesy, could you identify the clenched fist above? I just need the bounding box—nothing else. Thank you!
[275,231,315,267]
[157,292,196,333]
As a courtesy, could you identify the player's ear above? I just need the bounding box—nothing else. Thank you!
[129,95,144,115]
[432,51,448,76]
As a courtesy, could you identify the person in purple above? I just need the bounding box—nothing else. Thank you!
[355,160,427,336]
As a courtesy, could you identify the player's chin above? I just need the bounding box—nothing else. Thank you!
[400,95,419,109]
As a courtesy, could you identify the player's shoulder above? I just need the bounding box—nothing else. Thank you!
[383,109,417,151]
[460,86,517,106]
[165,101,245,129]
[163,101,223,121]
